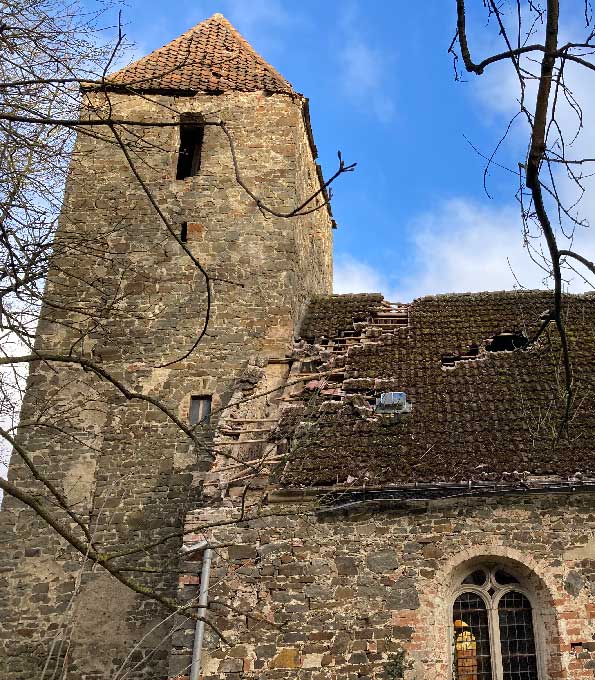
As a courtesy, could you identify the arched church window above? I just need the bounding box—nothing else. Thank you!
[452,565,540,680]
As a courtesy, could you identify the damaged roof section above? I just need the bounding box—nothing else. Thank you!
[299,293,385,340]
[274,291,595,488]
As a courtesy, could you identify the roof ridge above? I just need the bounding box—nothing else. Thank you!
[205,13,291,90]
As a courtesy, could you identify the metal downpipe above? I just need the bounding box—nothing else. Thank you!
[189,547,213,680]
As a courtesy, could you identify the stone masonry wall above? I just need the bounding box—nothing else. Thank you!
[174,493,595,680]
[0,89,332,680]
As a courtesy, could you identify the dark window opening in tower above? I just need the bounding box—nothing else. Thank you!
[486,333,528,352]
[176,115,204,180]
[180,222,188,243]
[189,395,211,425]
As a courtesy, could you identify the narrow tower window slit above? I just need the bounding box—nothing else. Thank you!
[176,114,204,180]
[189,395,212,425]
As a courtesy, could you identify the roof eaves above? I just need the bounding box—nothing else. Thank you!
[300,97,336,227]
[268,479,595,510]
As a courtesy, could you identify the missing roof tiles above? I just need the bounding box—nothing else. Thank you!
[486,332,529,352]
[441,332,529,368]
[441,344,480,368]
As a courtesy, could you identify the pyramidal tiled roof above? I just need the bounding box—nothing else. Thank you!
[109,13,294,94]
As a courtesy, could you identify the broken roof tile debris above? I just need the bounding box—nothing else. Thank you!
[273,291,595,488]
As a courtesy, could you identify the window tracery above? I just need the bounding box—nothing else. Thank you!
[452,565,540,680]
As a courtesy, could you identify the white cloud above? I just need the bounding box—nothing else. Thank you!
[448,12,595,300]
[400,198,551,299]
[336,2,396,122]
[338,41,395,123]
[222,0,291,33]
[334,253,391,295]
[180,0,294,55]
[335,197,595,303]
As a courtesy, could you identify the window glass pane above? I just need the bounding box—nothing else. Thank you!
[453,592,493,680]
[495,569,520,586]
[462,569,487,586]
[189,396,211,425]
[498,591,538,680]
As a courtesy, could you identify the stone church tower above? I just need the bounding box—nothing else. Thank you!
[0,14,333,679]
[3,11,595,680]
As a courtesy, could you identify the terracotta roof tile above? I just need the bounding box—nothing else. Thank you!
[280,291,595,487]
[109,13,294,94]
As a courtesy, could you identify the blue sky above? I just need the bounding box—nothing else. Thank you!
[107,0,595,302]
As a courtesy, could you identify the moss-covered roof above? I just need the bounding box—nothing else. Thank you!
[281,291,595,487]
[299,293,384,340]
